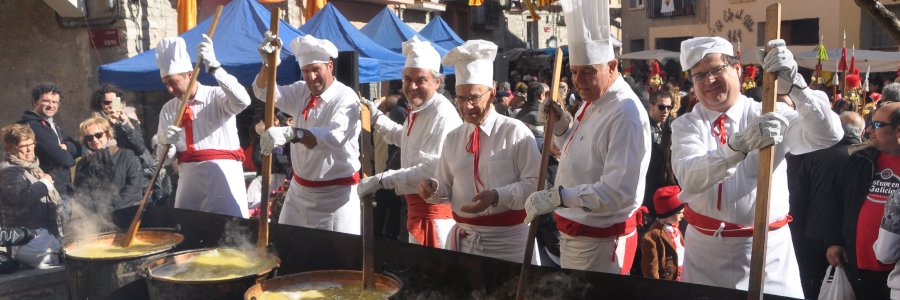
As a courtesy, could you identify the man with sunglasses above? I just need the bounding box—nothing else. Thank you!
[643,89,676,217]
[524,0,652,274]
[669,36,841,298]
[357,37,462,248]
[418,40,540,263]
[825,97,900,300]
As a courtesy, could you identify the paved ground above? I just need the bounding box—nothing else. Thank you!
[0,248,68,300]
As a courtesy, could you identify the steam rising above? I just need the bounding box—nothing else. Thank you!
[64,185,118,243]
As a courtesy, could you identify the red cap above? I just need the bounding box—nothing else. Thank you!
[653,185,684,218]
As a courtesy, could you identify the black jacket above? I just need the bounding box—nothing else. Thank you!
[17,111,81,194]
[825,145,880,273]
[788,135,861,240]
[643,117,674,211]
[74,146,145,210]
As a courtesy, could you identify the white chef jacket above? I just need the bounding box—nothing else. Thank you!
[373,93,462,195]
[253,78,361,182]
[553,76,651,228]
[157,69,251,218]
[428,109,540,262]
[253,76,361,234]
[671,87,841,299]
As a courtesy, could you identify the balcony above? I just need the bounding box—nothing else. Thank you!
[646,0,695,19]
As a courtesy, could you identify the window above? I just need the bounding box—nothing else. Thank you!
[647,0,695,18]
[869,4,900,50]
[757,18,819,46]
[631,0,645,9]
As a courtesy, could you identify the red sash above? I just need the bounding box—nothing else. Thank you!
[452,209,526,227]
[405,194,452,247]
[683,205,792,237]
[292,172,360,187]
[554,212,638,238]
[178,149,244,163]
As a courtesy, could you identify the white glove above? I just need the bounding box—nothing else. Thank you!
[198,34,221,73]
[360,98,385,124]
[261,126,294,155]
[727,112,788,154]
[524,186,563,224]
[542,100,573,135]
[357,175,383,197]
[759,39,807,94]
[158,125,183,146]
[258,31,283,68]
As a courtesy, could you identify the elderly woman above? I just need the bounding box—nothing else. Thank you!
[0,124,62,269]
[74,117,145,227]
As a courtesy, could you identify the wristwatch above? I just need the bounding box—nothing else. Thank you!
[291,128,305,143]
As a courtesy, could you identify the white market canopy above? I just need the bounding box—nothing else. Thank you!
[796,47,900,73]
[620,49,679,61]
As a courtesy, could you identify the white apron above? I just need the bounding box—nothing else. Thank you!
[279,181,360,235]
[682,225,804,299]
[174,159,248,218]
[559,230,637,274]
[446,222,531,263]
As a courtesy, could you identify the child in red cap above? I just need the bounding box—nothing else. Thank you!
[640,185,686,281]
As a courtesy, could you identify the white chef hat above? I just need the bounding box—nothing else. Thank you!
[679,36,734,71]
[291,35,339,67]
[402,36,441,73]
[441,40,497,87]
[155,37,192,77]
[561,0,614,66]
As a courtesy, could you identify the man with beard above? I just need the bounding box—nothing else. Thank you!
[358,37,462,248]
[670,37,841,298]
[418,40,540,262]
[17,82,81,197]
[524,0,651,275]
[254,34,361,234]
[155,36,251,218]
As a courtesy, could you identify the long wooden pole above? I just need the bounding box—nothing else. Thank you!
[257,6,280,252]
[115,5,224,248]
[359,99,376,290]
[515,47,564,300]
[748,3,781,300]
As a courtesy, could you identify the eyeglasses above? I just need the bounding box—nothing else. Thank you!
[657,104,674,111]
[103,100,113,105]
[83,132,104,142]
[872,121,896,129]
[455,89,492,105]
[691,64,730,82]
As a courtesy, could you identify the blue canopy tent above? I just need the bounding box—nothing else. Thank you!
[300,3,404,81]
[98,0,381,91]
[418,16,464,52]
[360,7,454,74]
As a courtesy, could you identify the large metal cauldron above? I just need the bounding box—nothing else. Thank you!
[63,229,184,300]
[244,270,402,299]
[143,248,280,300]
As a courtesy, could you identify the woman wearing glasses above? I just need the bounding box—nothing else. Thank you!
[0,124,62,269]
[73,117,146,227]
[90,83,151,160]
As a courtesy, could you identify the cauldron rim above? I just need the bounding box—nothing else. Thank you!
[62,229,185,261]
[244,269,402,299]
[144,247,281,284]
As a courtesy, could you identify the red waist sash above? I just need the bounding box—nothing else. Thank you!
[683,205,792,238]
[452,209,526,227]
[178,149,244,163]
[405,194,452,247]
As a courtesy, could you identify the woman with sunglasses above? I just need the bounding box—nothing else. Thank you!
[0,124,62,269]
[73,117,146,228]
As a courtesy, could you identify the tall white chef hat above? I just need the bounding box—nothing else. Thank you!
[291,35,339,67]
[679,36,734,71]
[561,0,614,66]
[156,37,192,77]
[441,40,497,87]
[402,36,441,73]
